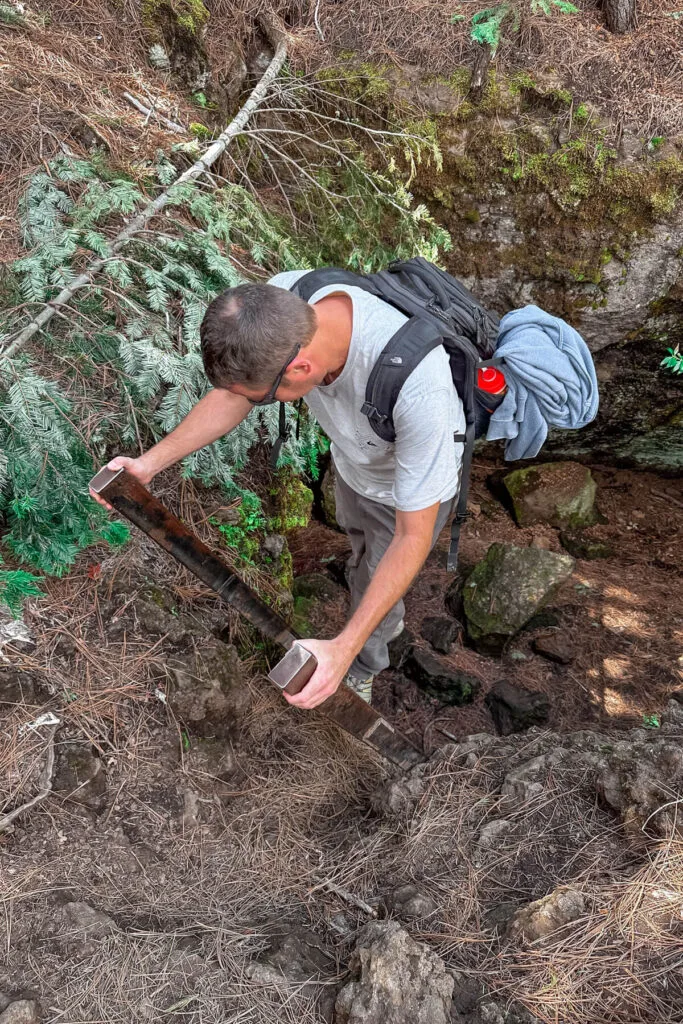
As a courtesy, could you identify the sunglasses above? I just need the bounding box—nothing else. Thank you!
[245,344,301,406]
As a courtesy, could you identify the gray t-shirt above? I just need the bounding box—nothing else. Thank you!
[268,271,464,512]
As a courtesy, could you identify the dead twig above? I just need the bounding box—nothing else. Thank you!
[0,724,58,832]
[122,91,187,134]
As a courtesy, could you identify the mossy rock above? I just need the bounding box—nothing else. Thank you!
[268,471,314,534]
[503,462,598,529]
[463,543,575,653]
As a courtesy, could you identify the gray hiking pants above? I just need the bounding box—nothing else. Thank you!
[334,468,453,679]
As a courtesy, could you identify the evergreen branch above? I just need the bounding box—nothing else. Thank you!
[0,24,288,360]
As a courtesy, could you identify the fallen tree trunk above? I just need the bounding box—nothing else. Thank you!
[1,25,287,360]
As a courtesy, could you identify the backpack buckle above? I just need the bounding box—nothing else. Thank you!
[360,402,388,423]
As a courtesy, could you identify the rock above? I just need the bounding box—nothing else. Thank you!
[420,616,462,654]
[507,888,585,944]
[444,575,466,620]
[335,920,454,1024]
[165,640,249,737]
[104,591,192,643]
[521,609,561,633]
[0,1001,40,1024]
[387,628,414,670]
[53,747,106,810]
[61,902,117,939]
[477,818,513,851]
[485,681,550,735]
[387,884,437,921]
[370,773,426,818]
[463,544,575,653]
[501,750,568,805]
[502,462,598,529]
[597,736,683,835]
[532,631,575,664]
[559,530,613,560]
[262,533,286,559]
[292,573,343,604]
[255,925,329,984]
[320,462,339,529]
[403,648,479,705]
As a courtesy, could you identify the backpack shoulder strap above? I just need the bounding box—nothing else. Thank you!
[288,268,380,302]
[361,317,445,442]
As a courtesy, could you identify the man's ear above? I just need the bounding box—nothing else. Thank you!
[287,354,314,380]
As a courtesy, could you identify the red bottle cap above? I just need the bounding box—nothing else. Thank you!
[477,366,506,395]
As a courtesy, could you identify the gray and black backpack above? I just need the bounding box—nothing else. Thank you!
[286,257,503,572]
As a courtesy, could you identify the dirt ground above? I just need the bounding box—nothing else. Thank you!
[0,454,682,1023]
[290,456,683,751]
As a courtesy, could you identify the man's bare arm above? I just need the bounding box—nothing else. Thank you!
[90,388,252,505]
[285,502,440,709]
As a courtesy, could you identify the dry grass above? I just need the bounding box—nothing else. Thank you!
[493,840,683,1023]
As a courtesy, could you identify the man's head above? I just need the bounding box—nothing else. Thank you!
[200,284,322,404]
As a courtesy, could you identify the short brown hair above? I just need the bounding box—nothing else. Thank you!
[200,284,316,388]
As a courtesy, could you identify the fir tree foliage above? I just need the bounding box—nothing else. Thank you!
[0,135,449,611]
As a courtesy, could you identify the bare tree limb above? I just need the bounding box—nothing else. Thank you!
[122,92,187,134]
[1,28,288,360]
[0,726,58,832]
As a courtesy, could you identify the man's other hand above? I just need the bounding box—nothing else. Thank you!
[89,455,155,510]
[283,637,354,710]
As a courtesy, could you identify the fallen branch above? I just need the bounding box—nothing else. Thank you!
[1,24,288,360]
[122,91,187,134]
[311,878,378,918]
[0,725,58,832]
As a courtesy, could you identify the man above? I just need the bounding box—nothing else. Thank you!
[93,271,465,709]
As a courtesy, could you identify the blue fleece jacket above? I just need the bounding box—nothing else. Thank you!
[486,305,599,460]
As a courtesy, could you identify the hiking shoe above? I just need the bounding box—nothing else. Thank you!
[345,673,374,704]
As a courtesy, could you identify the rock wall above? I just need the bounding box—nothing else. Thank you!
[350,63,683,471]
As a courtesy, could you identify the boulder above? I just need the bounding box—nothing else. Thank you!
[335,920,454,1024]
[165,640,249,737]
[502,462,598,529]
[485,680,550,735]
[532,631,575,664]
[507,888,585,944]
[420,616,462,654]
[403,648,479,705]
[463,544,575,653]
[0,1002,40,1024]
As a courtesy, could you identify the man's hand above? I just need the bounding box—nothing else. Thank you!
[89,455,155,510]
[283,637,355,710]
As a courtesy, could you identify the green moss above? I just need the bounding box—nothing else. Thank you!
[574,103,589,123]
[142,0,209,34]
[189,121,211,139]
[509,70,536,95]
[266,472,313,534]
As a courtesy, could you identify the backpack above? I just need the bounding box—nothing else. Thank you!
[286,257,502,572]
